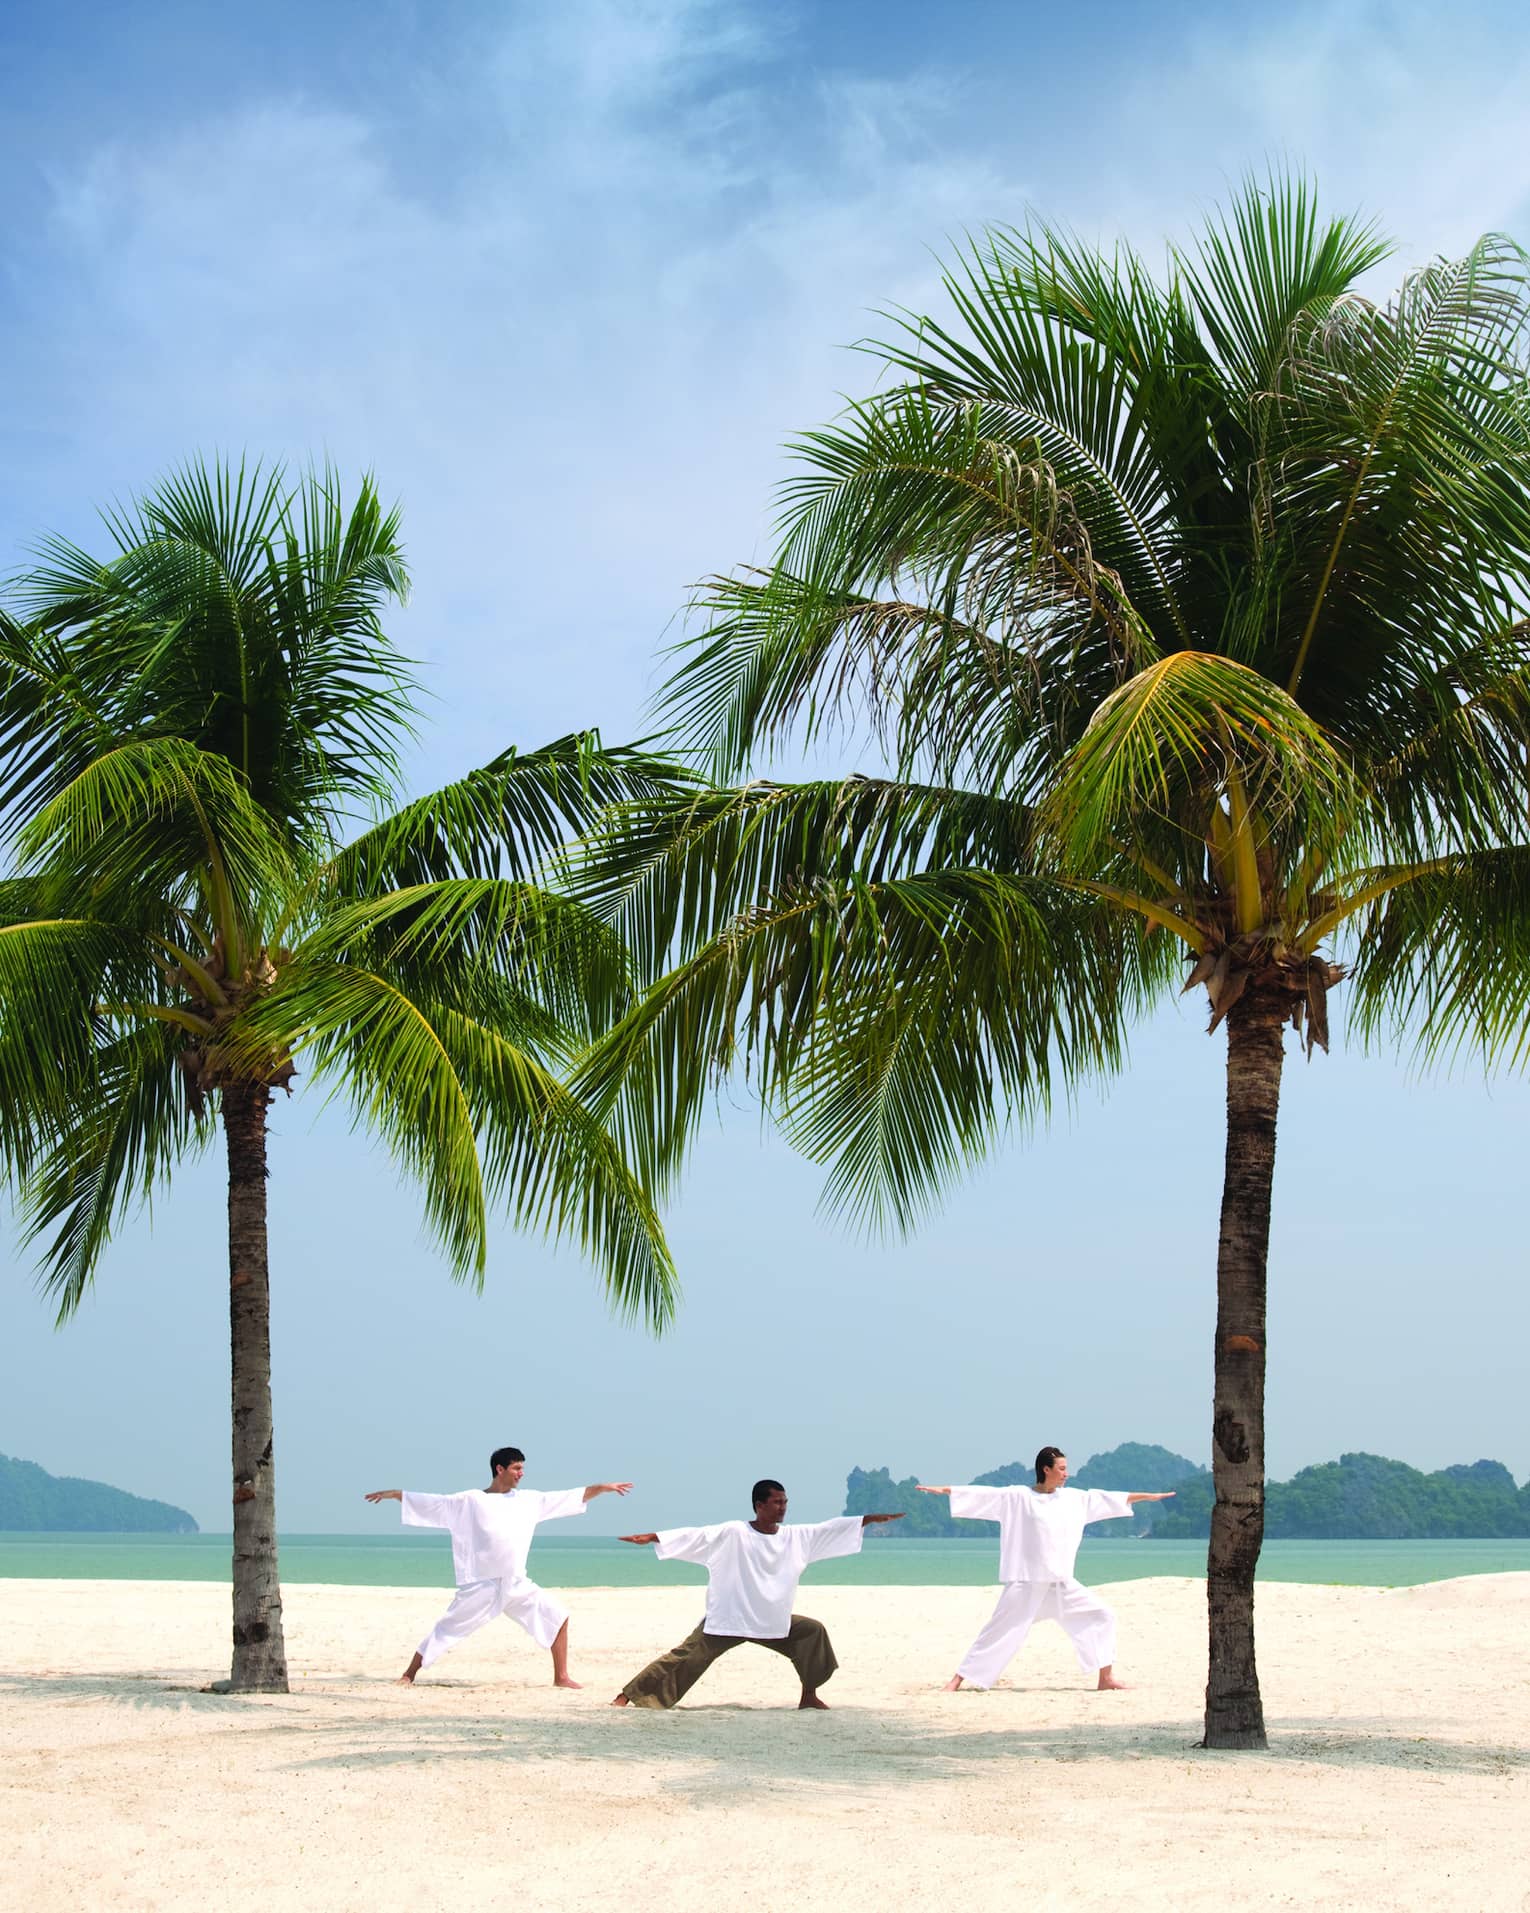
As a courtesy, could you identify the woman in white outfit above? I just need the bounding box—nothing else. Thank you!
[919,1446,1175,1691]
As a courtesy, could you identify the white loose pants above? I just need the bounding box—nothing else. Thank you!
[416,1577,569,1668]
[957,1578,1116,1687]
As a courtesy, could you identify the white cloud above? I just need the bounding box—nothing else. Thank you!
[14,0,1526,797]
[1096,0,1530,269]
[20,2,1028,775]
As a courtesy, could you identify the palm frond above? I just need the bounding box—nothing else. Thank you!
[232,957,676,1326]
[1346,848,1530,1062]
[1275,232,1530,708]
[0,609,124,834]
[874,222,1204,645]
[1176,171,1392,397]
[428,1006,677,1329]
[330,733,698,894]
[1042,651,1358,875]
[238,958,491,1275]
[296,875,632,1048]
[579,862,1139,1218]
[15,735,299,942]
[661,389,1155,782]
[574,773,1142,1215]
[8,456,415,835]
[777,869,1137,1230]
[0,915,155,1177]
[1362,637,1530,861]
[572,773,1043,985]
[20,1019,205,1321]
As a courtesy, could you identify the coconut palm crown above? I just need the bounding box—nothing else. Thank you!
[574,178,1530,1748]
[0,460,684,1691]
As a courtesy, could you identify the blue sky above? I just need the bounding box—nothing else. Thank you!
[3,0,1529,1534]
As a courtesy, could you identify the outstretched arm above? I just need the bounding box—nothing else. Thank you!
[364,1490,402,1503]
[618,1532,659,1545]
[1126,1492,1176,1505]
[861,1513,906,1525]
[584,1482,634,1502]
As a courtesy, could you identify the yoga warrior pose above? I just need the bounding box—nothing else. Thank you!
[920,1447,1174,1691]
[611,1479,904,1710]
[365,1446,632,1687]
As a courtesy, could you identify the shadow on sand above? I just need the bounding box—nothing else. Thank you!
[283,1712,1530,1802]
[8,1673,1524,1798]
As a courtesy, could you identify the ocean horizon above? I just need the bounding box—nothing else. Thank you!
[4,1531,1527,1588]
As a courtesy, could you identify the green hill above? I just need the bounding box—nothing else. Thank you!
[845,1443,1204,1537]
[847,1445,1530,1540]
[0,1452,198,1532]
[1151,1452,1530,1540]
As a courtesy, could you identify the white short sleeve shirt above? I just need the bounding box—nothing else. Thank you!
[401,1486,586,1585]
[653,1516,864,1638]
[947,1484,1133,1583]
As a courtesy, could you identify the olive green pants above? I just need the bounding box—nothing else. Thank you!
[620,1614,838,1708]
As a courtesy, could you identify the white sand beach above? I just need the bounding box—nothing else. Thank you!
[5,1574,1529,1911]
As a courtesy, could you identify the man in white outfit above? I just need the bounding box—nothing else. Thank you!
[919,1446,1174,1691]
[611,1479,904,1709]
[365,1445,632,1687]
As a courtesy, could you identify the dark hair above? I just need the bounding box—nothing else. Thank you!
[751,1478,785,1508]
[1034,1446,1065,1484]
[490,1446,526,1477]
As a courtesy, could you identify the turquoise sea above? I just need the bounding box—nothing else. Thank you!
[3,1532,1528,1588]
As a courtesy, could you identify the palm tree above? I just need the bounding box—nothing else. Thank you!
[0,459,682,1692]
[573,179,1530,1747]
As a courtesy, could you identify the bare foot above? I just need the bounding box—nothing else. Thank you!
[943,1675,965,1692]
[554,1676,583,1690]
[798,1693,830,1710]
[1096,1673,1128,1690]
[610,1694,631,1707]
[396,1673,416,1686]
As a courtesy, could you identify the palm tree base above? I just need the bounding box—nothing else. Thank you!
[1200,1722,1269,1751]
[230,1615,289,1693]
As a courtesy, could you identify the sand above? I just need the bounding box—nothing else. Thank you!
[5,1574,1529,1911]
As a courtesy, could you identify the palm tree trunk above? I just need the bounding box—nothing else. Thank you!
[1202,990,1285,1750]
[224,1080,289,1693]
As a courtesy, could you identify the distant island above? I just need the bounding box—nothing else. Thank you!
[845,1445,1530,1540]
[1153,1453,1530,1540]
[0,1452,198,1533]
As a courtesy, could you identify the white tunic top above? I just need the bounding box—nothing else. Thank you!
[654,1516,864,1639]
[400,1486,585,1585]
[948,1485,1133,1583]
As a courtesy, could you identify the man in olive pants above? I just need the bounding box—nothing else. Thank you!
[612,1479,903,1709]
[621,1613,838,1708]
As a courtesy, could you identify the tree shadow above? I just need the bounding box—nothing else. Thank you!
[281,1708,1529,1798]
[8,1674,1523,1799]
[0,1672,385,1717]
[0,1672,250,1714]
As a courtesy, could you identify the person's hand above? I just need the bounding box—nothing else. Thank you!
[1144,1492,1175,1501]
[364,1490,401,1503]
[596,1482,634,1497]
[916,1485,950,1496]
[619,1532,660,1545]
[861,1512,906,1525]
